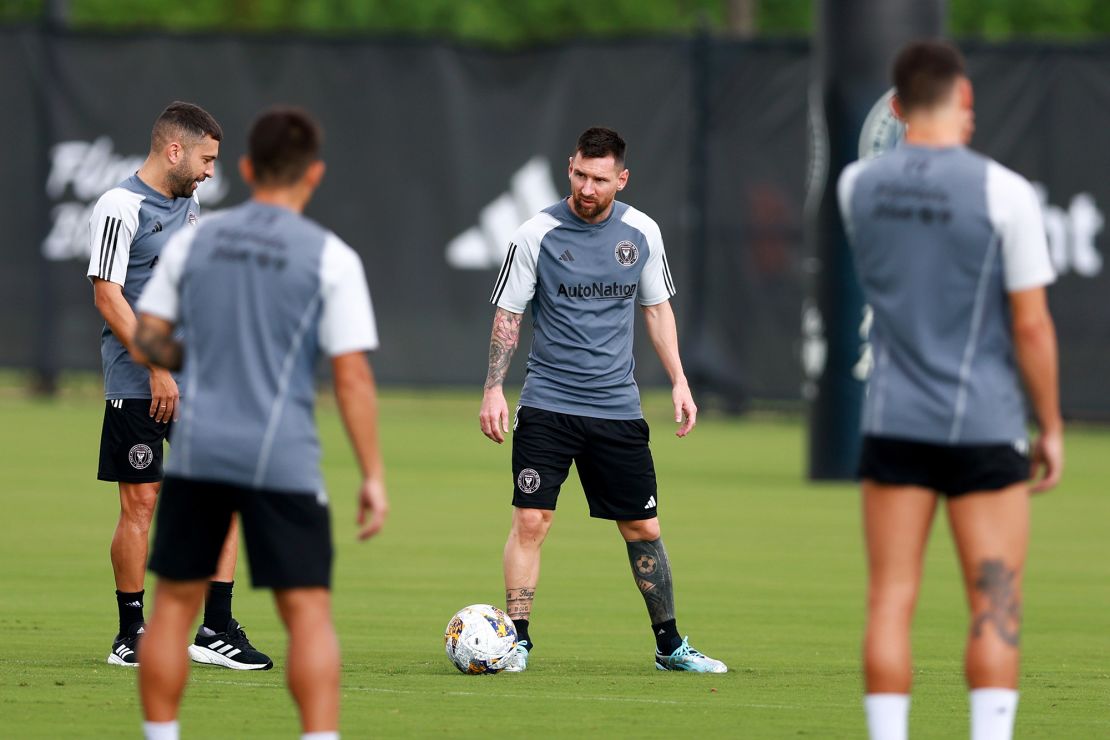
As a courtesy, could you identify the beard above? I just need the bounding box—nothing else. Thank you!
[571,191,610,220]
[166,161,199,199]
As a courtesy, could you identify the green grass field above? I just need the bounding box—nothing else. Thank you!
[1,384,1108,738]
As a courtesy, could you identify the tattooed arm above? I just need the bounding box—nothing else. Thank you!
[479,307,523,444]
[134,314,184,372]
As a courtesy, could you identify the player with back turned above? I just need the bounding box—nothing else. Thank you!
[839,41,1063,740]
[133,108,387,740]
[87,101,271,670]
[479,127,726,673]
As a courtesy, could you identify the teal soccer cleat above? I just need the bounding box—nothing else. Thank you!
[501,640,531,673]
[655,637,727,673]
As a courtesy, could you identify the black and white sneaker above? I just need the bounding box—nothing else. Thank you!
[188,619,273,671]
[107,622,144,666]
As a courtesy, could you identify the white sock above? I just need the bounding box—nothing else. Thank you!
[301,733,339,740]
[143,720,179,740]
[971,688,1018,740]
[864,693,909,740]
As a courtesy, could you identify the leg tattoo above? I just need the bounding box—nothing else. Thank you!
[971,559,1021,647]
[626,539,675,625]
[505,587,535,623]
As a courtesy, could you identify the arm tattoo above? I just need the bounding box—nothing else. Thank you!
[484,308,523,390]
[505,586,535,622]
[626,539,676,625]
[135,322,184,372]
[971,559,1022,647]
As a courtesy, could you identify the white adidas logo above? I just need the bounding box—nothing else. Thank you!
[645,496,656,509]
[445,157,560,270]
[206,639,242,659]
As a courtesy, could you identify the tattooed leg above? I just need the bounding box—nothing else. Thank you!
[505,587,535,624]
[971,559,1022,647]
[626,539,675,625]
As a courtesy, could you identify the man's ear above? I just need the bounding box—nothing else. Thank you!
[239,156,254,187]
[890,94,906,122]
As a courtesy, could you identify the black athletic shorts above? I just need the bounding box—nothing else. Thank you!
[858,435,1030,496]
[149,476,333,589]
[98,399,172,483]
[511,405,658,520]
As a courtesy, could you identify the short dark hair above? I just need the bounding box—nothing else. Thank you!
[575,127,626,166]
[151,101,222,150]
[892,40,966,113]
[247,107,323,186]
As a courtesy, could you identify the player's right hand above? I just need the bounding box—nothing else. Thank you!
[357,476,388,540]
[479,387,510,444]
[149,367,179,423]
[1029,428,1064,493]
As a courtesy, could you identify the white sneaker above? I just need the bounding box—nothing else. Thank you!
[501,640,531,673]
[655,636,727,673]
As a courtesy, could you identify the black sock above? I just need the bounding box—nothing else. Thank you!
[116,590,144,635]
[651,618,681,654]
[203,581,234,632]
[514,619,532,648]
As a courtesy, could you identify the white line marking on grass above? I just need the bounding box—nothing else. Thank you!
[195,679,809,710]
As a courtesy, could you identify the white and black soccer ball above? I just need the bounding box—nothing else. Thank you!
[444,604,517,675]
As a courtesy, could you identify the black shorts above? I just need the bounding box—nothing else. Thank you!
[511,405,658,520]
[98,399,171,483]
[149,476,333,589]
[858,435,1030,496]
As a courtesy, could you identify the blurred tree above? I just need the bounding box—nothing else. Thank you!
[2,0,1110,39]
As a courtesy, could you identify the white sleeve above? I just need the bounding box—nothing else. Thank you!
[622,208,675,306]
[986,161,1056,292]
[490,235,537,314]
[319,234,379,356]
[86,189,141,286]
[137,227,195,321]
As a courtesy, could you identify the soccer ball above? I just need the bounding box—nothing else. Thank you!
[444,604,517,674]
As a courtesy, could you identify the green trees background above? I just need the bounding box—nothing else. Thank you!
[3,0,1109,41]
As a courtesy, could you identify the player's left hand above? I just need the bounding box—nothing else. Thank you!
[672,381,697,437]
[357,476,389,540]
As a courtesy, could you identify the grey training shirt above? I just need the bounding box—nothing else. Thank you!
[137,201,378,494]
[86,174,200,399]
[491,199,676,420]
[839,144,1055,445]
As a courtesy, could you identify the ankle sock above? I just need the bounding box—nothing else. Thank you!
[514,618,532,648]
[652,619,681,654]
[116,590,144,635]
[203,581,233,632]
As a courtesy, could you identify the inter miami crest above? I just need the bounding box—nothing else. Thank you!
[187,210,198,226]
[128,444,154,470]
[517,468,541,494]
[614,240,639,266]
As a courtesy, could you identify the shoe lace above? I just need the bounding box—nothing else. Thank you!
[671,637,705,660]
[227,622,255,649]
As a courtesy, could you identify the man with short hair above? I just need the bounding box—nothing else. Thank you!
[480,127,726,674]
[134,107,387,740]
[839,40,1063,740]
[87,101,271,670]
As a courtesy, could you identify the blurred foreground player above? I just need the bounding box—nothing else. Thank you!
[839,40,1063,740]
[87,101,270,670]
[479,127,726,673]
[133,108,387,740]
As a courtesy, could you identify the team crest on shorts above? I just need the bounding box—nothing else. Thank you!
[614,240,639,266]
[128,444,154,470]
[517,468,541,494]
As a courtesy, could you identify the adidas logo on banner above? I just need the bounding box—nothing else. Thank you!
[445,157,560,270]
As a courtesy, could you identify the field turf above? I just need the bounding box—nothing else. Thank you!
[1,384,1108,738]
